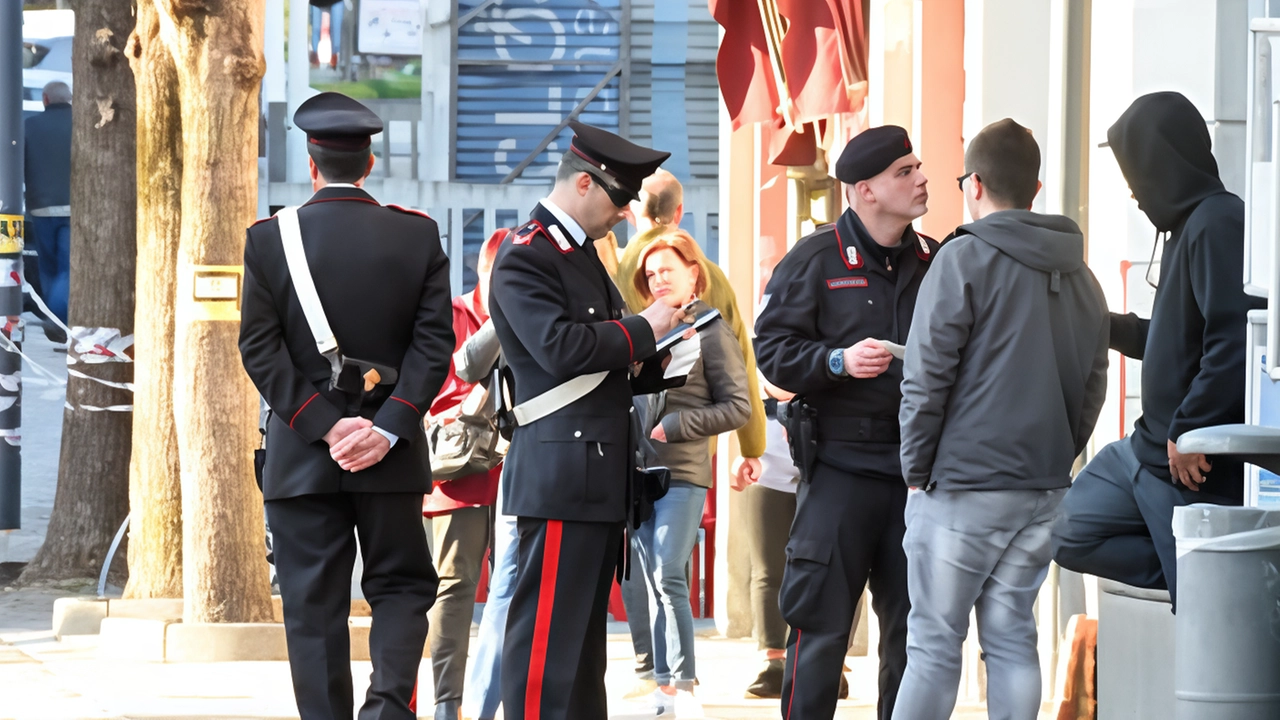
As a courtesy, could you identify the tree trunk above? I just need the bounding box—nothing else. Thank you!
[121,0,183,600]
[20,0,137,586]
[156,0,272,624]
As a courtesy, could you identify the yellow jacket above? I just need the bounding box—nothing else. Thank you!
[614,226,767,458]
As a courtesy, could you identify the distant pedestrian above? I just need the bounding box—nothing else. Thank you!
[24,81,72,343]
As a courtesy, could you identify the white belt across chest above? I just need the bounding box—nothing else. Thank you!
[511,371,608,426]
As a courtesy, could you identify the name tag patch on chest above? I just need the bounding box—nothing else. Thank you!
[827,277,869,290]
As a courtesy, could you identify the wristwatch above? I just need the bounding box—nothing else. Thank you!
[828,348,848,377]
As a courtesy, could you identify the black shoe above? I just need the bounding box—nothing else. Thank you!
[838,670,849,700]
[43,324,67,345]
[745,658,784,699]
[434,700,459,720]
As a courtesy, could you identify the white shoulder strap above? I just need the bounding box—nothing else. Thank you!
[276,206,339,356]
[511,371,608,426]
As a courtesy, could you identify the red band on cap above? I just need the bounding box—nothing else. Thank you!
[308,136,372,150]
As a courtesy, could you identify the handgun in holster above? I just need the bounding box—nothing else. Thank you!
[328,351,399,396]
[777,396,818,483]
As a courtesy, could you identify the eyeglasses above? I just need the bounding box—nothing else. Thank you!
[956,172,975,192]
[588,172,633,208]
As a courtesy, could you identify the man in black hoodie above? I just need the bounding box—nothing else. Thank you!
[1052,91,1264,608]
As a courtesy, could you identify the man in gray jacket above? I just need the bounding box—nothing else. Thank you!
[892,119,1109,720]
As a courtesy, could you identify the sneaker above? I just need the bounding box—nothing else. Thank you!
[672,689,704,718]
[652,688,675,716]
[623,676,659,700]
[746,658,784,698]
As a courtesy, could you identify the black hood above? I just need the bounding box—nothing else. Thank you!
[1106,92,1225,231]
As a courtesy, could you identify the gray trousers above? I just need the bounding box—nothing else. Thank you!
[892,487,1066,720]
[1050,438,1234,609]
[427,506,490,704]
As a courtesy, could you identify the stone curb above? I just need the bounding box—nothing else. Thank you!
[62,596,389,662]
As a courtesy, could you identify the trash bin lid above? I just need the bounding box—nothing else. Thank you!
[1173,504,1280,540]
[1188,525,1280,553]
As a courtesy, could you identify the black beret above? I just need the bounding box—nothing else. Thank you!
[567,120,671,201]
[295,92,383,150]
[835,125,915,184]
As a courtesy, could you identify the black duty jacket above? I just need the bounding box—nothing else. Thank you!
[488,202,667,523]
[1106,92,1264,501]
[239,186,455,500]
[755,208,939,481]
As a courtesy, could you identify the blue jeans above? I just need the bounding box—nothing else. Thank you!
[463,498,518,719]
[621,540,654,677]
[311,3,344,58]
[29,215,69,322]
[632,483,707,686]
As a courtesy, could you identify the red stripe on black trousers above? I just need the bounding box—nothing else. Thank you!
[787,629,802,719]
[525,519,563,720]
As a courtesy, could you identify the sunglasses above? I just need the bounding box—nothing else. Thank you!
[956,172,975,192]
[589,172,633,208]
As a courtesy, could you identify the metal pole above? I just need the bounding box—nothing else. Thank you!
[0,0,24,531]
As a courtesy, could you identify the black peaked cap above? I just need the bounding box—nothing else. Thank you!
[295,92,384,150]
[568,120,671,200]
[835,125,915,184]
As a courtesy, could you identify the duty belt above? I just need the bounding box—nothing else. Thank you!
[817,415,901,444]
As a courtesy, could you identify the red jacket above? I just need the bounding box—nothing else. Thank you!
[423,290,501,516]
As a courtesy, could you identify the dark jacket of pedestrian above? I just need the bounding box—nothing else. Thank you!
[900,211,1110,491]
[23,102,71,211]
[1106,92,1264,501]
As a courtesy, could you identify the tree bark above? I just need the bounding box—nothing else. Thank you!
[156,0,272,624]
[121,0,184,600]
[20,0,137,586]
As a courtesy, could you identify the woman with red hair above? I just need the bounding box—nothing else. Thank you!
[629,229,752,714]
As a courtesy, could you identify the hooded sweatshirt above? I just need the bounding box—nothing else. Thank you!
[899,211,1110,491]
[1106,92,1264,501]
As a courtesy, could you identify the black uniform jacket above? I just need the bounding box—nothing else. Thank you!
[239,185,455,500]
[755,208,939,481]
[489,203,662,523]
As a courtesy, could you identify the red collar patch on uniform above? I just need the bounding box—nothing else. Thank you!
[827,277,868,290]
[916,233,934,262]
[511,219,574,254]
[834,226,863,269]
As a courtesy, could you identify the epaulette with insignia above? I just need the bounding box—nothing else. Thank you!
[512,221,542,246]
[387,204,433,220]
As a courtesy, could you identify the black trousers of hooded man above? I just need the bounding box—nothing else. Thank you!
[1051,91,1263,609]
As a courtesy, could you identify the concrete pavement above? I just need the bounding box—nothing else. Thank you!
[2,588,1016,720]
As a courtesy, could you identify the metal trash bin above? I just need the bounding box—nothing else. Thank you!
[1174,505,1280,720]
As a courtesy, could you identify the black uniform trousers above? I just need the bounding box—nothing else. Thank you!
[501,517,623,720]
[266,491,438,720]
[780,461,910,720]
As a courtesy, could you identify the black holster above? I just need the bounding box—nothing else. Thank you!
[778,396,818,483]
[331,356,399,395]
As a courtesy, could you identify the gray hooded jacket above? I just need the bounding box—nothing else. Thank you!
[899,210,1109,491]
